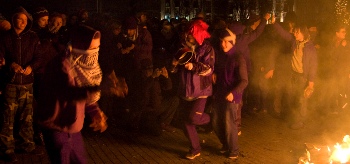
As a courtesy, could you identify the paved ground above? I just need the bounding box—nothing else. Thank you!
[1,105,350,164]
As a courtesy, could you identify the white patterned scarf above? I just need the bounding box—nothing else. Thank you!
[68,48,102,104]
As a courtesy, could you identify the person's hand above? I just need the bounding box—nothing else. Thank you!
[264,70,274,79]
[11,62,24,73]
[304,82,314,98]
[129,44,135,51]
[160,67,168,78]
[264,13,271,21]
[226,93,234,102]
[110,76,128,98]
[121,48,129,54]
[0,58,4,67]
[342,40,347,47]
[23,65,32,75]
[271,15,276,24]
[89,110,108,133]
[212,73,217,84]
[172,58,179,66]
[117,43,122,49]
[185,62,193,70]
[152,68,162,78]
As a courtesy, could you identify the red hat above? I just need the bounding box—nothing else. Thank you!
[187,19,210,45]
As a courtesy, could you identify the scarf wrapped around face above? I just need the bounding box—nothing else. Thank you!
[68,47,102,104]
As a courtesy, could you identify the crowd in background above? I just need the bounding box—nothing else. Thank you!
[0,4,349,163]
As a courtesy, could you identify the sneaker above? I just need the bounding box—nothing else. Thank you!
[290,122,304,130]
[220,147,228,154]
[4,151,18,163]
[185,152,200,160]
[229,153,239,159]
[160,123,176,133]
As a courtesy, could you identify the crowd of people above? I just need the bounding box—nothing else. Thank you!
[0,5,349,163]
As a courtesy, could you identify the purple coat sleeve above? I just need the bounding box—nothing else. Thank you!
[241,18,267,44]
[191,44,215,77]
[231,54,248,101]
[272,22,294,42]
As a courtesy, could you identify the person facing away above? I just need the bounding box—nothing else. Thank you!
[36,25,108,164]
[0,6,45,162]
[212,28,248,159]
[171,19,215,160]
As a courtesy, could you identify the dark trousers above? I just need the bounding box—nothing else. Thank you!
[181,98,210,154]
[286,72,308,123]
[43,130,87,164]
[212,100,240,154]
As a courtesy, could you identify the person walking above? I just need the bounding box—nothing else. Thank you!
[212,28,248,159]
[172,19,215,160]
[36,25,108,164]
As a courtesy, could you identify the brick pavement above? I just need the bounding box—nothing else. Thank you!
[1,108,350,164]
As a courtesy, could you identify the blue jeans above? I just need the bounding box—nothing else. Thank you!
[213,100,240,154]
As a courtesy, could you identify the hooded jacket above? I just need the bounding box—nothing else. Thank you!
[215,47,248,103]
[272,22,318,82]
[0,7,44,85]
[178,40,215,99]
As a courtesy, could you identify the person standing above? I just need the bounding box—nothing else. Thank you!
[212,28,248,159]
[172,19,215,160]
[0,6,44,162]
[271,17,317,129]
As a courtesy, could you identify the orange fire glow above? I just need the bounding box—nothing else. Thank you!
[329,135,350,163]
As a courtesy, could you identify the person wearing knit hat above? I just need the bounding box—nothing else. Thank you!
[36,25,107,164]
[212,28,248,159]
[33,7,49,29]
[173,19,215,160]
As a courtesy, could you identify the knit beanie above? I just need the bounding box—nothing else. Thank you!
[33,7,49,20]
[186,19,210,45]
[124,17,138,29]
[220,28,236,45]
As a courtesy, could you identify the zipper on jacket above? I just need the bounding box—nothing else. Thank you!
[19,36,22,84]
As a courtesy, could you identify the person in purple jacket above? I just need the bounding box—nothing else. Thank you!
[271,17,317,129]
[172,19,215,160]
[212,28,248,159]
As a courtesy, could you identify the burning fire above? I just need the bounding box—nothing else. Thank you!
[330,135,350,163]
[299,135,350,164]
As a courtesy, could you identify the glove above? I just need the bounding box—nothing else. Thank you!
[89,110,108,132]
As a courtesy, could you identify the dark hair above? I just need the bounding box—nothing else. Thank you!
[294,23,310,40]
